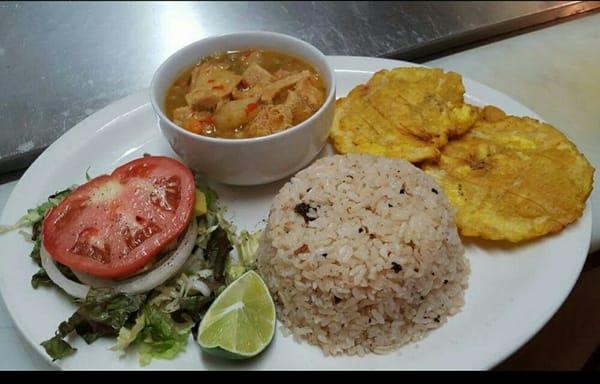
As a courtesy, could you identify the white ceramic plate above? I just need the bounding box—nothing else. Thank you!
[0,57,591,370]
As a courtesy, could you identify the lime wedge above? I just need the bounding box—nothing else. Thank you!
[197,270,276,359]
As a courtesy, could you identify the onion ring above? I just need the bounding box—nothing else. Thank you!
[40,245,90,299]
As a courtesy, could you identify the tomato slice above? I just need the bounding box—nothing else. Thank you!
[42,156,196,279]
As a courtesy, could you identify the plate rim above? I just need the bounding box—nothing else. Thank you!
[0,55,592,370]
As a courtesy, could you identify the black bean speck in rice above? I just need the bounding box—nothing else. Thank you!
[294,202,317,224]
[400,188,405,194]
[434,316,440,323]
[358,227,364,234]
[388,203,393,208]
[431,188,438,194]
[321,253,328,258]
[414,268,419,272]
[346,175,354,179]
[391,262,402,273]
[443,279,448,284]
[334,296,342,304]
[306,187,312,193]
[420,295,424,300]
[369,233,376,239]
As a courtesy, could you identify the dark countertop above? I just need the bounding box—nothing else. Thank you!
[1,1,598,175]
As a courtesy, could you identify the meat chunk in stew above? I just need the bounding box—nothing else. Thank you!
[246,104,293,137]
[185,64,242,110]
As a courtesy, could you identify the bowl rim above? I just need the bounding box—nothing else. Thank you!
[149,30,336,145]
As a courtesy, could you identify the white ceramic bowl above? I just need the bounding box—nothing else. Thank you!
[150,31,336,186]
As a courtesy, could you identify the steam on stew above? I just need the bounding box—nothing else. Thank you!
[165,50,326,139]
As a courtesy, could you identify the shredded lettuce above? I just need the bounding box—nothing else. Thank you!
[31,269,53,289]
[113,304,194,366]
[41,288,147,360]
[148,230,227,319]
[0,188,80,289]
[0,188,72,235]
[76,289,147,332]
[194,183,237,246]
[177,295,214,323]
[0,211,40,235]
[136,305,194,366]
[224,261,246,285]
[112,312,146,356]
[41,336,77,361]
[205,227,232,282]
[226,229,263,284]
[237,229,263,267]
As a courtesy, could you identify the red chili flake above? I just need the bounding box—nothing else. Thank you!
[294,244,309,255]
[245,103,258,114]
[212,85,224,90]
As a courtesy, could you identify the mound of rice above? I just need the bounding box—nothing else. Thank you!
[257,154,469,356]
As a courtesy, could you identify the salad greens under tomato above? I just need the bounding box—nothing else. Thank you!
[0,174,261,366]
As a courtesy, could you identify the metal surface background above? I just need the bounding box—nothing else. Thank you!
[0,1,597,175]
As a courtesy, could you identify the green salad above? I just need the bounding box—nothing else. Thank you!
[1,177,262,366]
